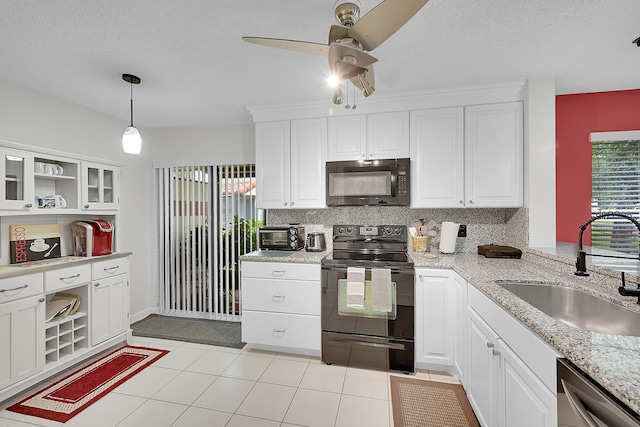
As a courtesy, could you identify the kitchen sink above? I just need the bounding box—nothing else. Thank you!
[496,282,640,337]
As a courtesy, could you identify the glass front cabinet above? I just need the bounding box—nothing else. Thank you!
[81,162,120,211]
[0,148,35,211]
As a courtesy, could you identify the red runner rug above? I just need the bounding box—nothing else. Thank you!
[7,345,169,423]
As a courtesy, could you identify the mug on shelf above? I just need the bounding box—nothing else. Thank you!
[36,195,67,209]
[50,164,63,175]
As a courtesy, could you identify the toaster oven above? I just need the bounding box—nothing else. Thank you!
[258,225,305,251]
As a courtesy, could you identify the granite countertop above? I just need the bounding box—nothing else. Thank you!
[0,252,132,279]
[242,246,640,414]
[411,248,640,416]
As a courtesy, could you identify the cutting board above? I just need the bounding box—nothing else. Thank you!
[478,244,522,259]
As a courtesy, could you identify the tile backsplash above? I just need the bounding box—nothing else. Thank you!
[268,207,528,253]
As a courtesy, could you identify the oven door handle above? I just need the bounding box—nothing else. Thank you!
[328,338,406,351]
[321,265,412,272]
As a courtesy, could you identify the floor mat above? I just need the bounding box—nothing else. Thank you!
[131,314,245,349]
[390,375,480,427]
[7,345,168,423]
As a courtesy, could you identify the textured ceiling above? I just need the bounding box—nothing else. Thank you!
[1,0,640,128]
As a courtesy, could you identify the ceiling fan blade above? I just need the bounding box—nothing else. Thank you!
[348,0,429,51]
[242,37,329,56]
[328,25,350,44]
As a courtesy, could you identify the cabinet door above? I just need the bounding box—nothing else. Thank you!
[327,115,367,161]
[452,272,468,383]
[290,118,327,209]
[0,295,45,389]
[256,121,290,209]
[467,307,500,427]
[415,269,453,366]
[81,162,120,211]
[465,102,523,207]
[367,111,410,159]
[410,108,464,208]
[498,340,557,427]
[91,274,129,346]
[0,148,35,211]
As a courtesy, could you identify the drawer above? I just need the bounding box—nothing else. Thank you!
[241,311,320,351]
[242,278,320,315]
[241,261,320,281]
[45,264,92,293]
[92,257,129,280]
[0,273,44,304]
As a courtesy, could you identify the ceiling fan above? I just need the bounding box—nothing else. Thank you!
[243,0,430,105]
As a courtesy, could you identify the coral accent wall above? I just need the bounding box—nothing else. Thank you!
[556,89,640,244]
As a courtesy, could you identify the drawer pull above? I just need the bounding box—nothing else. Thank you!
[272,295,286,300]
[271,270,286,276]
[0,284,28,293]
[272,329,286,334]
[60,274,81,281]
[104,266,120,273]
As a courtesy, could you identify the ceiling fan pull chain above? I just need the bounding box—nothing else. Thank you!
[345,80,351,109]
[352,81,357,109]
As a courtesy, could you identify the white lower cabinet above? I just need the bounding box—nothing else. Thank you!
[91,274,129,346]
[466,284,559,427]
[0,295,45,389]
[415,269,454,368]
[241,261,321,353]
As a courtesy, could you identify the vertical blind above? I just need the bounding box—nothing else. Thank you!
[157,164,258,321]
[591,139,640,253]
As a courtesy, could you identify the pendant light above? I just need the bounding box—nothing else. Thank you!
[122,73,142,154]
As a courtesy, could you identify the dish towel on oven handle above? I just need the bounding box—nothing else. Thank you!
[371,268,392,312]
[346,267,365,308]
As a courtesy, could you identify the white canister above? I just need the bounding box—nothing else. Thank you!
[439,222,460,253]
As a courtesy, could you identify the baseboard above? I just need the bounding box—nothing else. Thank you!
[130,307,157,324]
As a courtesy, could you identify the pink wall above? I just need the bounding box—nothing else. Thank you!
[556,89,640,244]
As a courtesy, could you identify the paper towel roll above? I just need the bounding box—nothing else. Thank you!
[439,222,460,253]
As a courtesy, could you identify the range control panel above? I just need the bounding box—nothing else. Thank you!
[333,225,407,239]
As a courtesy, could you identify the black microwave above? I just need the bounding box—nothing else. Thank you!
[258,225,306,251]
[326,158,410,206]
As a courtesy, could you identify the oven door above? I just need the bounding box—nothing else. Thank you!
[321,264,415,372]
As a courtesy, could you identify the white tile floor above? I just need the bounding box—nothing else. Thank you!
[0,337,460,427]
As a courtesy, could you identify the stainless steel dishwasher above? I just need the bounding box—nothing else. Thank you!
[558,359,640,426]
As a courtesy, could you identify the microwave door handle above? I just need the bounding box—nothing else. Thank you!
[560,379,599,427]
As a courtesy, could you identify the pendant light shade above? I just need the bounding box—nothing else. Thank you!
[122,73,141,154]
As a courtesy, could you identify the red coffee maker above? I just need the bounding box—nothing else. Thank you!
[71,220,114,257]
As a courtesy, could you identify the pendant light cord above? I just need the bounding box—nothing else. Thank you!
[130,83,134,126]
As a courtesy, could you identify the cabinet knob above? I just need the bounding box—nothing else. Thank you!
[492,349,501,357]
[284,202,287,206]
[84,204,90,209]
[468,200,473,204]
[291,201,294,206]
[94,282,100,287]
[38,297,45,303]
[25,203,33,208]
[459,200,463,205]
[486,342,494,349]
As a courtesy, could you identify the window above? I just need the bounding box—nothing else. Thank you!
[591,131,640,253]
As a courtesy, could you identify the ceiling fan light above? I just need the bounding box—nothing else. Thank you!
[358,73,375,97]
[122,125,142,154]
[328,74,341,87]
[332,84,343,105]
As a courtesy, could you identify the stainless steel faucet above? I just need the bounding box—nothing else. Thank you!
[575,211,640,276]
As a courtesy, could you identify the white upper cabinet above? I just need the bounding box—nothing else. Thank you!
[256,121,290,209]
[0,148,35,211]
[256,119,327,209]
[367,111,410,160]
[327,115,367,161]
[327,112,409,161]
[81,162,120,211]
[411,107,465,208]
[290,118,327,209]
[465,102,523,207]
[411,102,523,208]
